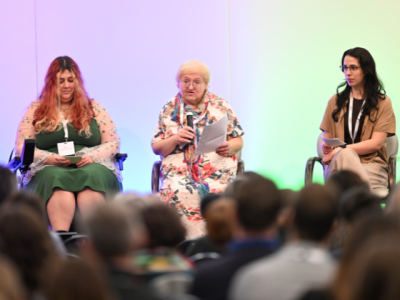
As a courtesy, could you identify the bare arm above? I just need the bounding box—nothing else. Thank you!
[347,132,387,155]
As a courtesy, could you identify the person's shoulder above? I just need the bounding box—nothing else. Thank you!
[209,93,229,105]
[379,95,393,107]
[90,99,103,108]
[327,94,338,104]
[27,100,41,109]
[195,253,237,276]
[163,97,176,108]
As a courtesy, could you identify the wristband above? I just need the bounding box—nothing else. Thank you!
[340,144,347,149]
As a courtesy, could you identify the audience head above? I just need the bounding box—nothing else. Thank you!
[0,166,17,206]
[0,254,26,300]
[0,207,57,295]
[200,193,222,219]
[113,192,146,209]
[84,202,145,260]
[225,171,281,233]
[176,60,210,85]
[142,200,186,248]
[3,192,47,224]
[47,259,114,300]
[294,183,337,242]
[332,215,400,300]
[326,170,368,197]
[205,197,235,248]
[350,239,400,300]
[339,187,382,224]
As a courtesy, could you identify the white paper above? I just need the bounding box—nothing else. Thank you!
[194,113,228,155]
[321,137,346,147]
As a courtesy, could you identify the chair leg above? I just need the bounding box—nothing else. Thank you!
[305,157,323,185]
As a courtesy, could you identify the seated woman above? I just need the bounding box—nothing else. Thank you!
[321,47,396,193]
[151,60,244,238]
[15,56,122,231]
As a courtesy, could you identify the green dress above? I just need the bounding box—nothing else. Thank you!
[24,119,121,204]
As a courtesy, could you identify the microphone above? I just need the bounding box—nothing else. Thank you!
[20,139,36,172]
[185,105,194,145]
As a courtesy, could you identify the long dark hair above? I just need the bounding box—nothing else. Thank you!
[332,47,386,122]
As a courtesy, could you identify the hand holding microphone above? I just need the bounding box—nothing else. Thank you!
[176,126,195,145]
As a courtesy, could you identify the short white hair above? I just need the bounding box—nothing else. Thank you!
[176,60,210,84]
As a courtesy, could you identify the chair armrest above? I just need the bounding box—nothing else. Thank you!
[115,153,128,171]
[237,160,245,175]
[388,155,397,191]
[305,156,323,185]
[152,161,161,194]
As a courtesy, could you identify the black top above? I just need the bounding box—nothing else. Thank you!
[190,239,276,300]
[344,98,365,144]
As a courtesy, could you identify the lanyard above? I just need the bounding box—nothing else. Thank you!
[348,93,366,144]
[60,114,69,142]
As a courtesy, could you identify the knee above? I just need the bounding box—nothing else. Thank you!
[336,148,358,159]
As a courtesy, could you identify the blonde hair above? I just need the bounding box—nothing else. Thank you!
[176,60,210,84]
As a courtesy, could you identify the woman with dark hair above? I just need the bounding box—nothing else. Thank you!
[14,56,121,231]
[320,47,396,192]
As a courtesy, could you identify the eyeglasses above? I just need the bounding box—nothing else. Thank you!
[340,65,361,72]
[180,80,204,88]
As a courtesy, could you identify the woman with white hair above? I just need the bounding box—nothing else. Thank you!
[152,60,244,238]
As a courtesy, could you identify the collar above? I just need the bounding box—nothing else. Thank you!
[278,241,332,264]
[228,237,280,254]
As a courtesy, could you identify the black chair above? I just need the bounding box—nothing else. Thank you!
[152,151,245,194]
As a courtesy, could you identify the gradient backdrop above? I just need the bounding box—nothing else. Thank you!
[1,0,400,193]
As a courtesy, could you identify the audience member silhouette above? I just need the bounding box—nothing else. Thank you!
[190,171,282,300]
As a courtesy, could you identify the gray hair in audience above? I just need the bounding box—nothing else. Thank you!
[84,202,145,258]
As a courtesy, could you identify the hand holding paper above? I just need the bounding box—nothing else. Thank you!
[321,136,346,147]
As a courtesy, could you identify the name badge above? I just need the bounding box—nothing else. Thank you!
[57,141,75,156]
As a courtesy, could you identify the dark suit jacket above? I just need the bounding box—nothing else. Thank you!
[190,238,278,300]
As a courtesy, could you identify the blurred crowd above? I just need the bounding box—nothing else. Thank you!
[1,165,400,300]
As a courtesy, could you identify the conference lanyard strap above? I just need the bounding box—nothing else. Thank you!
[348,93,366,144]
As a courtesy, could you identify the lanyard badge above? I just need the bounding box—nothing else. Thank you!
[348,93,366,144]
[57,115,75,156]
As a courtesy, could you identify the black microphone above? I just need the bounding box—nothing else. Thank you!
[185,105,194,145]
[20,139,36,172]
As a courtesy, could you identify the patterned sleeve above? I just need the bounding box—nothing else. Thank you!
[152,100,176,144]
[76,100,122,181]
[14,101,56,183]
[222,100,244,138]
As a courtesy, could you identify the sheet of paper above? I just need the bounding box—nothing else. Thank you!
[195,113,228,155]
[321,137,346,147]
